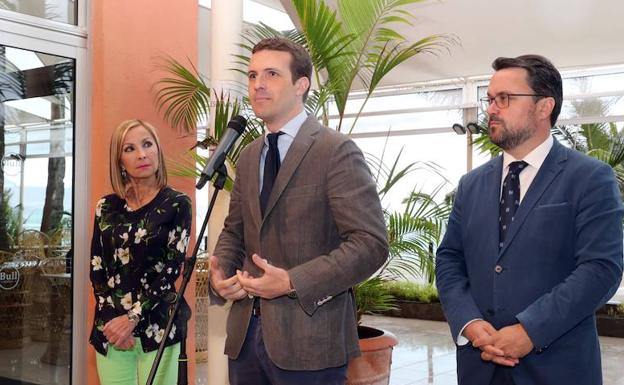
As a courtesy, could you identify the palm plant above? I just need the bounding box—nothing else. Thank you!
[555,121,624,195]
[355,152,451,321]
[235,0,452,132]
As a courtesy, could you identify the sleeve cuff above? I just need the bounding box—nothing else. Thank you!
[456,318,482,345]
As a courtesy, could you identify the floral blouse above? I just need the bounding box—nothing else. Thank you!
[89,187,192,355]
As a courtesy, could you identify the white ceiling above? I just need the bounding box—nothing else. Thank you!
[280,0,624,87]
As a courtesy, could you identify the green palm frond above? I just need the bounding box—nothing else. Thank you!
[167,150,204,179]
[331,0,451,131]
[354,276,397,321]
[213,91,241,139]
[305,86,335,120]
[367,147,447,200]
[382,189,450,281]
[154,56,211,134]
[606,133,624,168]
[293,0,355,72]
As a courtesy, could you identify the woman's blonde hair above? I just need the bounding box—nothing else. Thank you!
[109,119,167,198]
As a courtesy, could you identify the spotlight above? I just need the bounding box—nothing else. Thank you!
[466,122,481,134]
[452,123,466,135]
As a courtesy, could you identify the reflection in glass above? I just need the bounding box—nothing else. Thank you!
[0,45,73,385]
[0,0,77,25]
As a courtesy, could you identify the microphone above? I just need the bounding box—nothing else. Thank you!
[196,115,247,189]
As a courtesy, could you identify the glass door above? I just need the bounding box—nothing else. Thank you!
[0,44,74,385]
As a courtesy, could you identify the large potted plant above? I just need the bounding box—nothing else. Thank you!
[154,0,453,382]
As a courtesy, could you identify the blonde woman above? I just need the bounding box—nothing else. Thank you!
[90,119,191,385]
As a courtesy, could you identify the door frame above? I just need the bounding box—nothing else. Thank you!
[0,4,89,385]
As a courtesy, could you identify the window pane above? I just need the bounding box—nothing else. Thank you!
[333,108,463,134]
[563,73,624,95]
[0,0,77,25]
[331,88,462,116]
[353,132,467,211]
[0,45,73,385]
[560,96,624,120]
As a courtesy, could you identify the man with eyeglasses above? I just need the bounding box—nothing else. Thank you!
[436,54,623,385]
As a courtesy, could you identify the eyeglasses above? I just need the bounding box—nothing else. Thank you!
[479,93,550,110]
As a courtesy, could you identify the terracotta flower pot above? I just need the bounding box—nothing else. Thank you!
[346,326,399,385]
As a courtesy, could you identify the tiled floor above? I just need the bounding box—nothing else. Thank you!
[363,315,624,385]
[0,341,69,384]
[197,315,624,385]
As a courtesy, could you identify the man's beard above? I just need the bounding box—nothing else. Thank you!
[488,116,535,151]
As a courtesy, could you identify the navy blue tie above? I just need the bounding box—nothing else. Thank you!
[260,132,283,217]
[499,161,527,248]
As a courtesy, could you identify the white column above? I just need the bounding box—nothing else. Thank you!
[210,0,245,96]
[207,1,244,385]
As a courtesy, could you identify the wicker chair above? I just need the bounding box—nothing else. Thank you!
[17,230,50,260]
[195,254,211,362]
[38,257,72,366]
[30,256,70,342]
[47,225,71,250]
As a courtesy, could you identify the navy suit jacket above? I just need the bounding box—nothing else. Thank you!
[436,138,623,385]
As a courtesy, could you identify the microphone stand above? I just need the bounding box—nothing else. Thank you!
[146,163,228,385]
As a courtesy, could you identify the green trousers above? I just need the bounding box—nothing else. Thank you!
[96,338,180,385]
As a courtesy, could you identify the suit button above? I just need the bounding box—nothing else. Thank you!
[494,265,503,273]
[486,308,495,316]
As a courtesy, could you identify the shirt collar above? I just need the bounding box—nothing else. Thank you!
[263,109,307,145]
[503,134,553,171]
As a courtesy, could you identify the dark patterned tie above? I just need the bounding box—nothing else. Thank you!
[260,132,284,217]
[499,160,528,249]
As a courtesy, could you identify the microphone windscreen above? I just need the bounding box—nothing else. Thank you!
[228,115,247,133]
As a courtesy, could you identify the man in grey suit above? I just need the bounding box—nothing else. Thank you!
[209,37,388,385]
[436,54,623,385]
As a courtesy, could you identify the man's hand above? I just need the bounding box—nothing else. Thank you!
[236,254,291,299]
[464,320,519,367]
[103,315,136,347]
[210,255,248,301]
[474,323,533,362]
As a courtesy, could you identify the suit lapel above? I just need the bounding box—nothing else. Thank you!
[262,116,319,221]
[247,139,264,228]
[498,139,566,259]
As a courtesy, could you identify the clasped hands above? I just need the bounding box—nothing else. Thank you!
[464,320,534,367]
[103,315,137,350]
[210,254,291,301]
